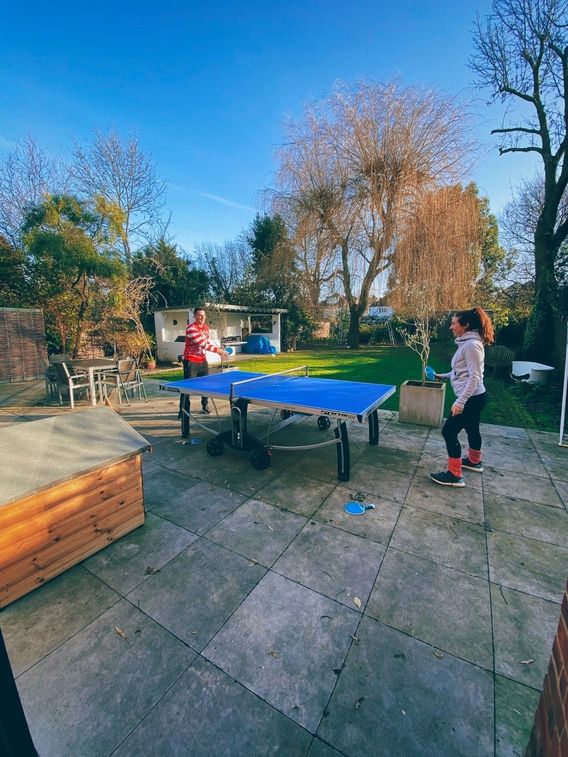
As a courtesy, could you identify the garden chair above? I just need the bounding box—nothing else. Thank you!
[52,362,91,409]
[102,357,147,405]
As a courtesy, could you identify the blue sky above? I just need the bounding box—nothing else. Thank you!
[1,0,539,252]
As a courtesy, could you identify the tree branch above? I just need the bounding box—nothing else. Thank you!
[490,127,541,136]
[498,146,543,155]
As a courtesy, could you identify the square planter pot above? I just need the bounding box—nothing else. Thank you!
[398,380,446,427]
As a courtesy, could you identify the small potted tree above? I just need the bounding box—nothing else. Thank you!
[390,185,481,425]
[396,283,446,426]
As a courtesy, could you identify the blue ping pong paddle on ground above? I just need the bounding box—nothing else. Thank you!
[344,502,376,515]
[425,366,436,381]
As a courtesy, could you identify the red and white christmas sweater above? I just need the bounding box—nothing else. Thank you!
[183,321,221,363]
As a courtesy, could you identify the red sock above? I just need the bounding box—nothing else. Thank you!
[448,457,462,477]
[468,448,482,464]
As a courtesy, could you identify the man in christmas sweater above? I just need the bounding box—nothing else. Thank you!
[182,307,229,414]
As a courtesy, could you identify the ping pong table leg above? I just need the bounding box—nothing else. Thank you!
[335,421,350,481]
[181,394,190,438]
[368,409,379,445]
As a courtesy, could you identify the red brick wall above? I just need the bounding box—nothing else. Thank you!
[525,582,568,756]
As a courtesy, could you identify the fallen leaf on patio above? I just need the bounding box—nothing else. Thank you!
[115,626,127,639]
[355,697,365,709]
[433,650,444,659]
[401,709,407,715]
[269,650,279,658]
[520,659,535,665]
[354,597,362,608]
[145,566,160,575]
[513,708,521,715]
[266,524,274,531]
[354,492,365,502]
[351,634,359,643]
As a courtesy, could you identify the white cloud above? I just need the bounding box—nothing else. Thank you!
[194,190,256,213]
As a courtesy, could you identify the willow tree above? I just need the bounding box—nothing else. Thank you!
[389,186,481,381]
[273,81,472,346]
[471,0,568,361]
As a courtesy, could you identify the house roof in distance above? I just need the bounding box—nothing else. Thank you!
[154,303,288,315]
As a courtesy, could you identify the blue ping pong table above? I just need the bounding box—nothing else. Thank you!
[160,367,396,481]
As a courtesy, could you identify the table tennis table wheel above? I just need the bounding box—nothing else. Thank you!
[250,448,271,470]
[317,416,331,430]
[280,409,292,420]
[206,438,224,457]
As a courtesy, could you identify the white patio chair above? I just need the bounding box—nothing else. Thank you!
[52,362,91,409]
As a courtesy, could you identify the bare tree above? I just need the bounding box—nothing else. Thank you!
[195,238,252,302]
[291,214,341,316]
[389,186,481,380]
[501,173,568,279]
[273,81,472,346]
[69,129,166,267]
[471,0,568,360]
[0,136,61,245]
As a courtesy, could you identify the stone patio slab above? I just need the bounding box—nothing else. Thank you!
[487,530,568,602]
[367,548,492,669]
[2,566,120,676]
[142,465,199,509]
[495,674,541,757]
[147,478,246,534]
[204,571,359,733]
[16,599,195,757]
[538,455,568,481]
[128,539,266,651]
[554,478,568,507]
[347,461,413,504]
[481,423,529,439]
[485,493,568,547]
[306,738,345,756]
[405,474,484,524]
[357,444,420,475]
[273,520,385,610]
[113,656,312,756]
[142,436,196,469]
[375,427,428,453]
[390,506,488,578]
[313,483,403,546]
[82,511,197,595]
[317,616,494,757]
[490,583,561,688]
[206,497,307,565]
[482,467,563,508]
[255,470,338,517]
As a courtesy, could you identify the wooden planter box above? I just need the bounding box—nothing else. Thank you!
[398,380,446,427]
[0,408,150,608]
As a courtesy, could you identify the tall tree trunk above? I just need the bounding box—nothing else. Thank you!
[347,305,361,348]
[523,225,558,362]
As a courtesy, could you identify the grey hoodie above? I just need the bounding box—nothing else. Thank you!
[439,331,486,409]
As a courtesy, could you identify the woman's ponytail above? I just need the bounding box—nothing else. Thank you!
[455,307,495,344]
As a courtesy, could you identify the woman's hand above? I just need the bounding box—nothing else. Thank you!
[451,403,464,416]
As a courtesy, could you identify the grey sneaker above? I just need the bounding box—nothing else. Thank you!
[462,457,483,473]
[429,470,465,487]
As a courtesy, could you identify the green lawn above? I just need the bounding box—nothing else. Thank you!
[153,345,563,433]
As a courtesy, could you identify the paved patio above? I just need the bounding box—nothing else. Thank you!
[1,378,567,756]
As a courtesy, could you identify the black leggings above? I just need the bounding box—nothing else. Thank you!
[441,392,487,459]
[180,359,209,411]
